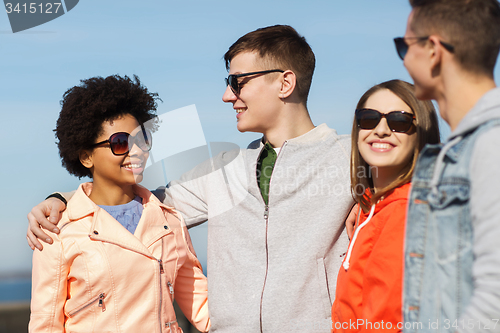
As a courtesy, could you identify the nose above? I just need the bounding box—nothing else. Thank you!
[222,85,237,103]
[128,141,143,156]
[373,118,392,137]
[128,137,147,157]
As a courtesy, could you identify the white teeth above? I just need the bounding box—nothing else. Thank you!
[236,109,245,114]
[123,164,142,168]
[372,143,392,149]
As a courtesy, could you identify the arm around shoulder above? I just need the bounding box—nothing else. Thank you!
[27,190,75,250]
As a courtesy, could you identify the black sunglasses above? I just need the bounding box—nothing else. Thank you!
[91,126,152,156]
[393,36,454,60]
[355,108,416,133]
[225,69,284,94]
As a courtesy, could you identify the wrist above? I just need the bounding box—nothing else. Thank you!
[45,193,67,206]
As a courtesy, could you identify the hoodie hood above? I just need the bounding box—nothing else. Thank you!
[450,87,500,140]
[428,87,500,197]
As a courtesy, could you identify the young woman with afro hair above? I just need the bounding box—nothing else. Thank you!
[29,75,210,333]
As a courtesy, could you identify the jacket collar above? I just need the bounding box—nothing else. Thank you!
[360,182,412,217]
[66,183,179,256]
[450,87,500,140]
[256,123,337,149]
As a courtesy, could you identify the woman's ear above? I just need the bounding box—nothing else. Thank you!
[79,150,94,169]
[280,70,297,99]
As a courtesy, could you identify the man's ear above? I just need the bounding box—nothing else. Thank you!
[79,150,94,169]
[280,70,297,99]
[428,35,443,77]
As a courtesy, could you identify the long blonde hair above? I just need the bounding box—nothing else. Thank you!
[350,80,440,212]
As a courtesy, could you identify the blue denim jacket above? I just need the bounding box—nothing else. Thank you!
[403,118,500,333]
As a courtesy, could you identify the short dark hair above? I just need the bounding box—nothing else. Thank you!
[224,25,315,103]
[56,75,160,178]
[410,0,500,76]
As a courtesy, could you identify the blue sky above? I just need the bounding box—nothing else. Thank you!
[1,0,486,275]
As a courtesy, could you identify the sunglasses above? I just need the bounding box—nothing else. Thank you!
[355,108,416,133]
[225,69,284,94]
[393,36,454,60]
[91,126,152,156]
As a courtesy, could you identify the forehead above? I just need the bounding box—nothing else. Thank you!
[405,10,416,36]
[228,51,263,74]
[364,89,412,113]
[98,114,140,138]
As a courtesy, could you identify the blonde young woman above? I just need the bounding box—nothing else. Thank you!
[332,80,440,332]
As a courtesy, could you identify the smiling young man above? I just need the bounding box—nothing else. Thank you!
[27,25,353,332]
[394,1,500,332]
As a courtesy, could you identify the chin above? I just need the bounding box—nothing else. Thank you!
[132,174,144,184]
[236,123,250,133]
[413,84,434,101]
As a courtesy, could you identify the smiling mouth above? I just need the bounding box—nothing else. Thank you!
[236,108,245,114]
[371,142,393,150]
[122,163,143,169]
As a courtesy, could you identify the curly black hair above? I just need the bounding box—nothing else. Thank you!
[56,74,160,178]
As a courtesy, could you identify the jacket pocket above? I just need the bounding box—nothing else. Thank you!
[67,292,107,318]
[427,182,472,262]
[316,258,332,319]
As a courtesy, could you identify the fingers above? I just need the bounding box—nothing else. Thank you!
[346,220,354,240]
[33,198,64,233]
[26,198,66,250]
[344,203,359,240]
[48,202,64,232]
[27,211,53,249]
[27,226,43,251]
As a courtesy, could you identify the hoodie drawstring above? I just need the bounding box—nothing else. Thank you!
[343,204,376,270]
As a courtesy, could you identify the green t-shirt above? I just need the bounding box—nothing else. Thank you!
[256,143,278,205]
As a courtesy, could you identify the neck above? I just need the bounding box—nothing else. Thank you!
[371,165,404,194]
[435,67,496,131]
[89,178,135,206]
[263,102,315,148]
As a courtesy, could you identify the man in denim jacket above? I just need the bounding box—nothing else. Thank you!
[395,0,500,332]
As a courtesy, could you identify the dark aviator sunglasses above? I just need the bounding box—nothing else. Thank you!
[355,108,416,133]
[393,36,454,60]
[225,69,284,95]
[90,126,153,156]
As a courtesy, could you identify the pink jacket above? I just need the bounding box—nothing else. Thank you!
[29,183,210,333]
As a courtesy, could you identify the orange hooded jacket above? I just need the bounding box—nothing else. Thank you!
[332,183,411,333]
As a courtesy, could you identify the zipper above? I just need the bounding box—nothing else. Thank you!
[260,204,270,333]
[67,292,106,317]
[158,259,164,274]
[158,259,164,332]
[98,293,106,311]
[167,281,174,297]
[257,141,286,333]
[165,320,177,331]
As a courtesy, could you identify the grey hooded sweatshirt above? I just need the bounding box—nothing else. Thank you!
[447,88,500,332]
[158,124,353,332]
